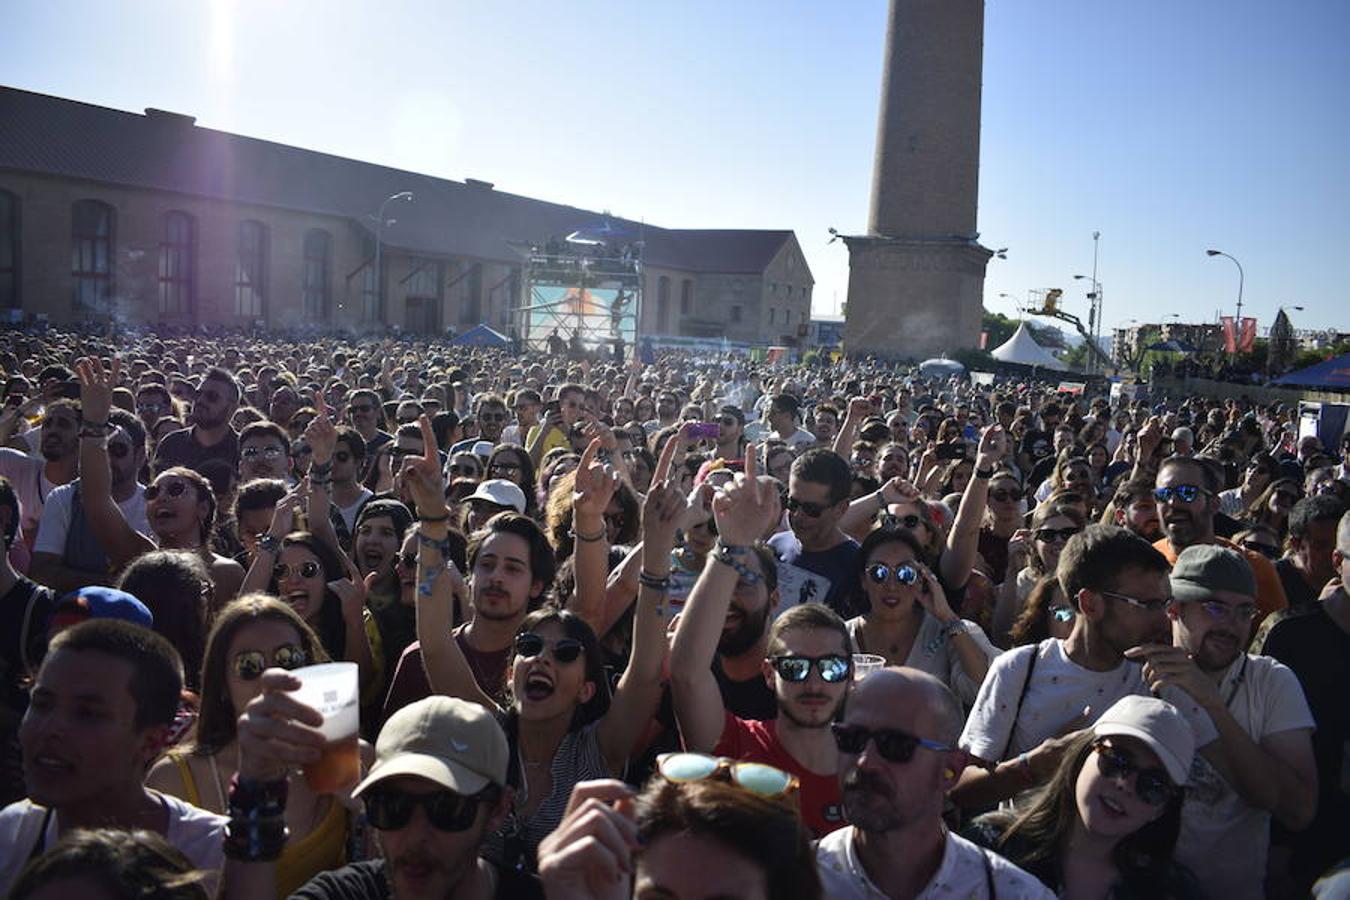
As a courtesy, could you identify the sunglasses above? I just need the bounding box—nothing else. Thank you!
[273,561,321,580]
[1034,527,1081,544]
[1238,539,1278,559]
[770,654,851,684]
[656,752,797,799]
[136,402,165,413]
[830,723,952,763]
[1049,604,1076,624]
[1153,484,1207,504]
[449,464,480,477]
[488,462,521,476]
[145,479,190,501]
[242,446,285,460]
[480,412,507,422]
[107,441,132,459]
[785,497,829,518]
[231,644,307,681]
[364,785,491,832]
[1092,741,1175,806]
[514,632,583,664]
[349,404,375,414]
[866,562,919,586]
[989,488,1024,502]
[880,512,923,530]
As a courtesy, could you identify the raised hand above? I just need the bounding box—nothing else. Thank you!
[328,572,369,628]
[537,780,638,900]
[267,489,302,539]
[401,415,448,519]
[976,424,1006,471]
[74,356,119,425]
[235,669,325,783]
[573,437,621,523]
[846,396,873,421]
[711,445,776,545]
[641,437,686,560]
[880,476,922,506]
[304,393,338,465]
[914,561,957,623]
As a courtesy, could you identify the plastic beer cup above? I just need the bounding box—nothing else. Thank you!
[852,653,886,681]
[290,662,360,794]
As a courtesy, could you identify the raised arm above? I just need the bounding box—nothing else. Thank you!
[74,357,154,568]
[405,415,500,713]
[567,435,619,630]
[669,446,776,753]
[831,396,871,458]
[941,425,1005,592]
[596,439,684,771]
[302,395,344,560]
[240,492,301,597]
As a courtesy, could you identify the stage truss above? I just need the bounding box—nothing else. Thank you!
[513,238,643,354]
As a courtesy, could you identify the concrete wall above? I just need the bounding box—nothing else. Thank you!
[1155,376,1350,406]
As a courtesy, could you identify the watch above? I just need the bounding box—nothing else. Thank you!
[257,533,280,554]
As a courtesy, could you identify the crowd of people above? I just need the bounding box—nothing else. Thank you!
[0,325,1347,899]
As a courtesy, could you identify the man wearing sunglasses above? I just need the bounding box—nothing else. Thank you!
[954,526,1218,810]
[818,667,1052,899]
[1152,455,1287,628]
[32,411,150,595]
[226,688,539,899]
[713,405,745,462]
[1126,545,1316,900]
[768,449,861,618]
[347,388,394,466]
[154,368,242,477]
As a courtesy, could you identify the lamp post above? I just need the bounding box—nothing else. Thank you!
[1073,273,1102,376]
[1206,249,1244,353]
[372,191,414,324]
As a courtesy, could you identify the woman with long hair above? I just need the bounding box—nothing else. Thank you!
[844,527,997,704]
[1218,452,1277,517]
[486,443,539,518]
[967,695,1201,899]
[1008,574,1076,647]
[992,502,1086,647]
[406,419,670,872]
[1241,477,1302,541]
[977,469,1026,585]
[146,595,360,899]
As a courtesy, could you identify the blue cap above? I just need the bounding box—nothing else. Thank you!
[49,586,154,632]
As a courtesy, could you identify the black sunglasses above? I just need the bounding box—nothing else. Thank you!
[1093,740,1175,806]
[785,497,829,518]
[866,562,919,586]
[273,561,321,580]
[515,632,583,664]
[770,654,851,684]
[1238,539,1278,559]
[231,644,307,681]
[880,512,922,530]
[145,479,190,501]
[989,488,1023,502]
[831,723,952,763]
[364,786,490,832]
[107,441,132,459]
[1034,526,1081,544]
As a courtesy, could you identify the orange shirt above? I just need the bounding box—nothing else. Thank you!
[1153,535,1288,630]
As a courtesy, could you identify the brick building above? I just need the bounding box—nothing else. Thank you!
[0,86,813,344]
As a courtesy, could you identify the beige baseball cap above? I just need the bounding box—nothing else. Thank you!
[352,696,508,798]
[1093,695,1195,785]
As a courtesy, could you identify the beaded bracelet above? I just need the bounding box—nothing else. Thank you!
[223,774,290,862]
[570,524,606,543]
[638,570,671,592]
[710,546,763,586]
[417,531,451,556]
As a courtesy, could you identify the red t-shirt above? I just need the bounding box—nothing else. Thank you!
[712,712,845,838]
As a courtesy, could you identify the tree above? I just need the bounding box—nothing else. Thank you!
[981,310,1017,350]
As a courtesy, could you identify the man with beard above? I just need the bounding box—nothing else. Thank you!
[382,513,555,725]
[349,388,394,464]
[713,404,746,462]
[1152,455,1287,627]
[32,410,150,594]
[154,368,241,477]
[225,690,538,900]
[952,525,1218,809]
[1129,546,1315,900]
[1107,476,1163,543]
[0,398,81,559]
[817,668,1052,899]
[671,454,851,837]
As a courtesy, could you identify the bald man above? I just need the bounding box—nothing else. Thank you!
[816,667,1052,899]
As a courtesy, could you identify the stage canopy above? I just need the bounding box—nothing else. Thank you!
[450,324,511,347]
[990,323,1067,371]
[1273,353,1350,389]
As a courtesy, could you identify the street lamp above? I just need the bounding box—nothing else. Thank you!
[1205,248,1245,325]
[1073,273,1103,376]
[371,191,414,324]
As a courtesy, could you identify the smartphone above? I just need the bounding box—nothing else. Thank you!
[936,442,966,461]
[685,422,720,441]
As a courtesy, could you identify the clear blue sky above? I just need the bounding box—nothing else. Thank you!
[3,0,1346,334]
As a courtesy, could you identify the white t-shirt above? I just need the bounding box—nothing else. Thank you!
[0,793,226,895]
[336,488,374,533]
[960,640,1218,763]
[0,448,55,542]
[34,481,151,556]
[815,825,1054,900]
[770,427,817,451]
[1174,654,1315,900]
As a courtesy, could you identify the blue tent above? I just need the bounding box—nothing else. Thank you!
[450,324,511,347]
[1273,353,1350,389]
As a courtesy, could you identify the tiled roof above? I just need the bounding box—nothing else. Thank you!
[0,85,799,276]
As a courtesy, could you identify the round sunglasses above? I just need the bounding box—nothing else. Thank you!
[515,631,583,664]
[145,479,191,501]
[866,562,919,586]
[770,654,851,684]
[656,752,796,799]
[1092,740,1176,806]
[231,644,307,681]
[273,561,321,580]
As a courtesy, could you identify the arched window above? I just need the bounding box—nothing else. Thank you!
[235,220,268,318]
[302,229,331,320]
[72,199,115,313]
[657,275,670,332]
[0,190,17,308]
[158,210,196,315]
[680,279,692,316]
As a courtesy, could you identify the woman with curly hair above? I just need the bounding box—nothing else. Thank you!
[146,595,366,899]
[966,695,1201,899]
[545,468,641,560]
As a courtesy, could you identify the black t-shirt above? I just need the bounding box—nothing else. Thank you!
[292,858,541,900]
[1020,429,1052,464]
[713,656,777,722]
[1272,557,1320,615]
[152,426,240,476]
[767,531,861,619]
[0,577,54,715]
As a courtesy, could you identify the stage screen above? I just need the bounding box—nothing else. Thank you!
[525,285,637,346]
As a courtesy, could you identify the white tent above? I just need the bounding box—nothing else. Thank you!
[990,323,1067,371]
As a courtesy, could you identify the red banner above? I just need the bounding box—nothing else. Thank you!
[979,331,989,350]
[1221,316,1236,353]
[1238,317,1257,352]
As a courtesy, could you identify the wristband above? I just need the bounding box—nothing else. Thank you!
[570,524,606,543]
[79,422,115,438]
[417,512,451,523]
[309,460,334,477]
[713,539,750,558]
[975,466,995,479]
[638,570,671,592]
[711,544,763,586]
[416,531,452,556]
[1017,752,1034,782]
[257,533,280,555]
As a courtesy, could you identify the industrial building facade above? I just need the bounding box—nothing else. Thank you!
[0,86,813,344]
